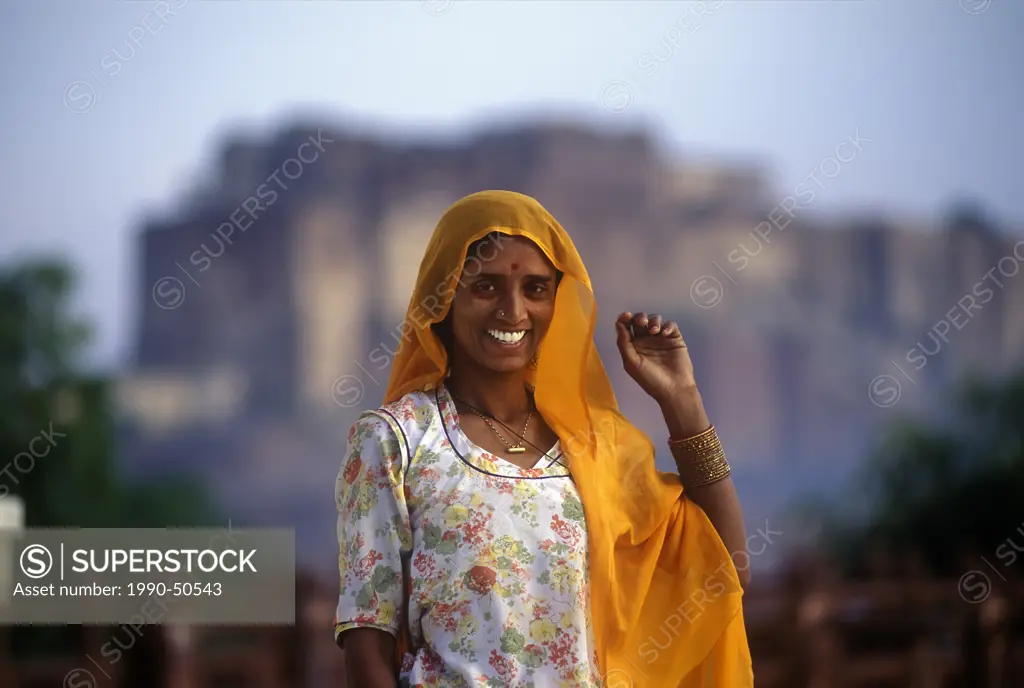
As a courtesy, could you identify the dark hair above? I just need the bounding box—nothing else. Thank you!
[432,315,455,354]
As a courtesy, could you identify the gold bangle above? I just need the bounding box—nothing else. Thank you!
[668,425,717,448]
[668,425,731,488]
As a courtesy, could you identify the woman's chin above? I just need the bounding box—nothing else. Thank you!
[475,334,532,371]
[484,358,530,375]
[475,351,532,374]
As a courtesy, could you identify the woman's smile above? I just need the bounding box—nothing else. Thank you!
[484,328,528,351]
[486,328,527,345]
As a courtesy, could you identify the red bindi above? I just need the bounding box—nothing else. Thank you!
[510,262,519,271]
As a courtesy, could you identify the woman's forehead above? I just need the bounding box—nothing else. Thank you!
[464,235,553,273]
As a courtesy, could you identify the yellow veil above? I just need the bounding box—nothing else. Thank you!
[383,190,753,686]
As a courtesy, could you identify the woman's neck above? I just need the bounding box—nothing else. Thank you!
[446,366,532,424]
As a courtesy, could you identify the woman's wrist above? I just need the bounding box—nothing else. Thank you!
[668,425,731,488]
[659,388,732,488]
[657,386,710,441]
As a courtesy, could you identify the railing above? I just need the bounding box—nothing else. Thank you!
[744,574,1024,688]
[2,574,1023,687]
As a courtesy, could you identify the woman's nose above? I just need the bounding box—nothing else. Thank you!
[497,292,526,322]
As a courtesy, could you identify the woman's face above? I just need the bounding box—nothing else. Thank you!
[448,235,558,374]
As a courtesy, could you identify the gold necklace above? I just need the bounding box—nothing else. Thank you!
[456,398,534,454]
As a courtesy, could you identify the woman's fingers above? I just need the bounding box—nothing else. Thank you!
[630,312,648,337]
[631,312,662,336]
[615,318,641,368]
[619,311,680,337]
[621,311,678,337]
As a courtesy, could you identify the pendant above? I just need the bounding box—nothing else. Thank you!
[508,446,526,454]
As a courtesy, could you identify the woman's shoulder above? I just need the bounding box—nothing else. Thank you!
[345,388,440,470]
[349,387,439,440]
[361,387,436,423]
[380,387,437,417]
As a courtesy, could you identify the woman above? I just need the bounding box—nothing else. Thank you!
[335,190,753,687]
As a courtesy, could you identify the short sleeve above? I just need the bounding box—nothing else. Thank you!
[334,412,412,645]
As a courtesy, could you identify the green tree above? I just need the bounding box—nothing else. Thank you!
[815,370,1024,577]
[0,258,215,527]
[1,258,217,676]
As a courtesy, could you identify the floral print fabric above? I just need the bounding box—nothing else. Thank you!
[335,386,601,687]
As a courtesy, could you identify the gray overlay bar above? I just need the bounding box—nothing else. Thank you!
[0,528,294,624]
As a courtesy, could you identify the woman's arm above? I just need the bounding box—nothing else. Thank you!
[342,628,398,688]
[335,413,413,683]
[613,311,750,587]
[659,386,750,589]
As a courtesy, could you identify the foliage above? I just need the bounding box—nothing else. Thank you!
[0,258,215,528]
[817,370,1024,577]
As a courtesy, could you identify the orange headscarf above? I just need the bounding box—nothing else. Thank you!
[383,190,753,686]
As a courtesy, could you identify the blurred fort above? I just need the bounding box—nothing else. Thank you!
[3,119,1024,687]
[116,120,1024,575]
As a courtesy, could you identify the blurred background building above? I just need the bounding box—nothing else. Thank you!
[1,0,1023,686]
[117,120,1024,578]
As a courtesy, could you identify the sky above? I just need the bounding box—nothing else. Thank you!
[0,0,1021,368]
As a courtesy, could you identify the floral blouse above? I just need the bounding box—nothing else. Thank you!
[335,385,602,687]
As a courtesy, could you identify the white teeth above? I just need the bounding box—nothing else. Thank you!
[487,329,526,344]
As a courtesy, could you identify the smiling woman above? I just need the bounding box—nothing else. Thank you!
[435,233,560,368]
[334,190,753,687]
[431,233,563,464]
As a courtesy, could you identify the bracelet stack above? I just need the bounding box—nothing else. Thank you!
[668,425,731,489]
